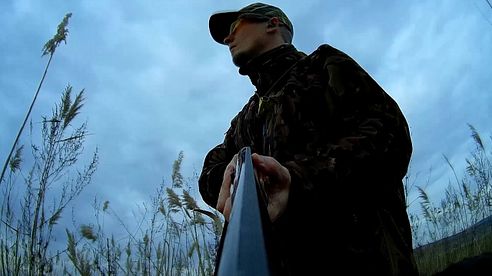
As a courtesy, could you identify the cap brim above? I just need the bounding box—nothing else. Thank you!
[209,11,241,45]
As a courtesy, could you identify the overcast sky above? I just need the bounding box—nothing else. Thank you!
[1,0,491,241]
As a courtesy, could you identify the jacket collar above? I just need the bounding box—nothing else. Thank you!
[239,44,305,96]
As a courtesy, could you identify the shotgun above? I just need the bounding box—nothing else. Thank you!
[214,147,279,276]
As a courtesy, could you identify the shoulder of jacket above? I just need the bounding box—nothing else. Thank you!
[307,44,355,66]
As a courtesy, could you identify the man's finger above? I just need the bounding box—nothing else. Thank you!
[252,153,275,174]
[216,166,232,211]
[216,156,237,211]
[223,198,232,221]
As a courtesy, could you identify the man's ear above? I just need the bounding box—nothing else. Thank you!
[266,17,280,29]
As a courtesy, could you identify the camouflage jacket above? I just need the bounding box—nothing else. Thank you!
[199,44,418,275]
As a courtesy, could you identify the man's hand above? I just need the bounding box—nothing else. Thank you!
[216,153,291,223]
[252,154,291,223]
[216,154,237,221]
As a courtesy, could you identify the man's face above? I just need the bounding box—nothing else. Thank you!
[223,18,269,67]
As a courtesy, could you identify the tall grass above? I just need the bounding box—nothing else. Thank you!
[409,124,492,275]
[65,152,222,275]
[0,13,72,185]
[0,85,98,275]
[0,13,100,276]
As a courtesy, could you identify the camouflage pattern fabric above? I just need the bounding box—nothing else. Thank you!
[199,44,419,275]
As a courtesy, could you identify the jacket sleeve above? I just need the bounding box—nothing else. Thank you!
[198,144,228,208]
[198,118,239,208]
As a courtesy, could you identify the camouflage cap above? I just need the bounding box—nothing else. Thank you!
[209,3,293,45]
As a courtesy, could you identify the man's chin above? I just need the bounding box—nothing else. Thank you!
[232,52,250,68]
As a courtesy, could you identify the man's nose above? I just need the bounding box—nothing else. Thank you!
[223,33,233,45]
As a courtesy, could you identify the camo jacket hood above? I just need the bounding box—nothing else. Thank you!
[199,44,418,275]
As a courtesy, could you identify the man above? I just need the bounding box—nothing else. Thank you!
[199,3,419,275]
